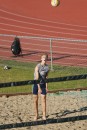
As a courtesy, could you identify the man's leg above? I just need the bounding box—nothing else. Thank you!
[33,95,38,120]
[41,94,46,120]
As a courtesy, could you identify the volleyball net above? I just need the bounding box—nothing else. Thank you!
[0,74,87,130]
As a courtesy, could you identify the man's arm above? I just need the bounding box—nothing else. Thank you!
[35,66,42,93]
[46,71,49,92]
[35,66,39,80]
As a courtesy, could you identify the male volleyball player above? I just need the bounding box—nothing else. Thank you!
[33,54,49,120]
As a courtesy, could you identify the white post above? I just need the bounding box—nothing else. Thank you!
[50,39,53,71]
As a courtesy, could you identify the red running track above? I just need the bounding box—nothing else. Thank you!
[0,0,87,67]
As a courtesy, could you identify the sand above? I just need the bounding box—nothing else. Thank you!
[0,91,87,130]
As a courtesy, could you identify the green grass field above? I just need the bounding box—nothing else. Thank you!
[0,59,87,94]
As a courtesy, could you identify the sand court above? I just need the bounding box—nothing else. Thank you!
[0,90,87,130]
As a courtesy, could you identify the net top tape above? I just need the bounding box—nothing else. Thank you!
[0,74,87,88]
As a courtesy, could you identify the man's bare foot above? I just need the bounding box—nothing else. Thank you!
[42,116,46,120]
[34,116,38,121]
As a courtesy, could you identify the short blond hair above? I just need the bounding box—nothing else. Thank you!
[41,54,48,60]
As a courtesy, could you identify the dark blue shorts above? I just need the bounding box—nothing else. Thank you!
[33,83,46,95]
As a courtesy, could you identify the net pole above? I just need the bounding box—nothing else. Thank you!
[50,39,53,71]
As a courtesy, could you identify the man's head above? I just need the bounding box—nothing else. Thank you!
[41,54,48,63]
